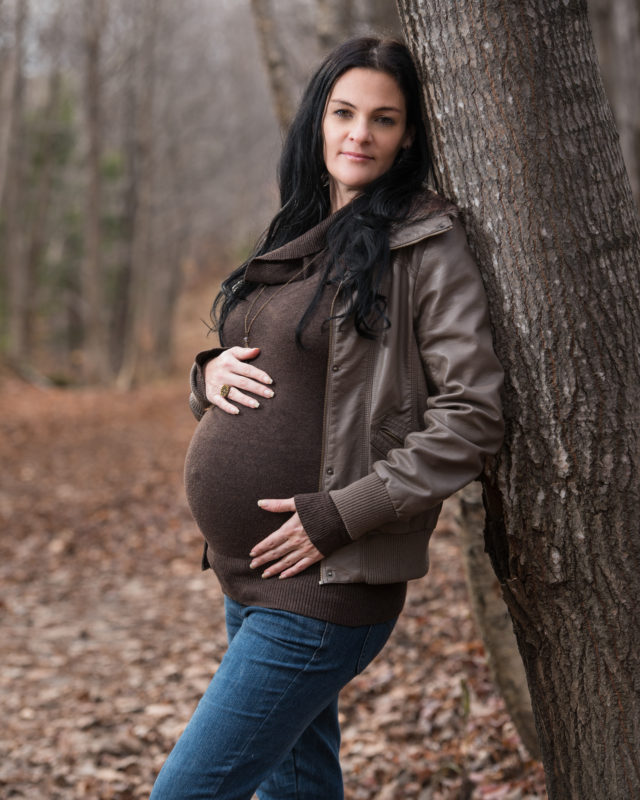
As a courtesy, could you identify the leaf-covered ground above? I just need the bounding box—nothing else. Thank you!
[0,375,547,799]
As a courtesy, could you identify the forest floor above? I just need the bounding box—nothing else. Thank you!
[0,283,547,799]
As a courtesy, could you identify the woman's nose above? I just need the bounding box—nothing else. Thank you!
[348,118,371,143]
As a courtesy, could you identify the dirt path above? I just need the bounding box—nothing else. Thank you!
[0,377,546,799]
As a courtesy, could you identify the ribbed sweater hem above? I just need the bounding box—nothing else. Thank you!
[207,551,406,626]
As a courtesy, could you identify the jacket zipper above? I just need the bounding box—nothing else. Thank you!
[317,285,343,585]
[316,222,450,584]
[318,283,343,491]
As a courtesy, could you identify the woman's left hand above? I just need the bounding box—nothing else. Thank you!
[250,498,323,579]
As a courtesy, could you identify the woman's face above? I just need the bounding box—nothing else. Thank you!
[322,67,413,212]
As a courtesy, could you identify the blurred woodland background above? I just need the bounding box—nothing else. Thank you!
[1,0,636,387]
[0,0,402,386]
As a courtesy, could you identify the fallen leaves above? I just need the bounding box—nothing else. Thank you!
[0,377,546,799]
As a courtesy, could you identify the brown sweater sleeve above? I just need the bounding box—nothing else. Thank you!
[294,491,352,557]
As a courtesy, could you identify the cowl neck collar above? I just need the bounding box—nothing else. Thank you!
[244,207,347,285]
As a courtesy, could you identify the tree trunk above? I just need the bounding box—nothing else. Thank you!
[397,1,640,797]
[250,0,296,131]
[0,22,16,208]
[81,0,111,382]
[457,482,539,760]
[317,0,355,51]
[358,0,402,37]
[588,0,640,210]
[116,0,157,390]
[3,0,30,367]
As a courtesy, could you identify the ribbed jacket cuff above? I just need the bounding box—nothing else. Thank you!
[329,472,398,540]
[189,364,210,421]
[294,492,352,557]
[189,347,227,421]
[195,346,226,368]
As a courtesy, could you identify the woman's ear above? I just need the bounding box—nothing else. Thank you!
[402,124,415,150]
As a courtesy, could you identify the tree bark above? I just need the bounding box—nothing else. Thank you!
[397,1,640,797]
[250,0,296,131]
[81,0,111,382]
[457,483,539,760]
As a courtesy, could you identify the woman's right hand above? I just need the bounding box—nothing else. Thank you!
[204,347,274,414]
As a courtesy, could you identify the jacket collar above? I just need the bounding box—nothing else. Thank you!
[389,213,453,250]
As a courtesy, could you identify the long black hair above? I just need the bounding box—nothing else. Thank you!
[213,37,432,343]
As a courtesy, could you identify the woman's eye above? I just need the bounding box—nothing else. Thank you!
[376,116,395,126]
[334,109,352,118]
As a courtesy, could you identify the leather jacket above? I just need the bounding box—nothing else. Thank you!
[189,200,504,586]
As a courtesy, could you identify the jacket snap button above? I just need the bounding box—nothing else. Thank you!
[332,364,340,371]
[326,569,334,578]
[326,467,334,475]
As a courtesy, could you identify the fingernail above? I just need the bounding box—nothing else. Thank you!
[264,389,274,398]
[251,399,260,408]
[261,571,270,579]
[257,500,266,508]
[232,408,240,415]
[265,376,273,384]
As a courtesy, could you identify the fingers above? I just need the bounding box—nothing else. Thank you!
[203,347,275,412]
[251,540,322,579]
[277,556,321,579]
[225,347,274,385]
[257,498,296,513]
[249,505,323,579]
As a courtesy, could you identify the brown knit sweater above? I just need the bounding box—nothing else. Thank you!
[184,232,406,626]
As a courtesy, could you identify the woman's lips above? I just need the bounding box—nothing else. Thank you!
[341,151,374,161]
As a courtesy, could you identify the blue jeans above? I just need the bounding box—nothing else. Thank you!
[150,597,396,800]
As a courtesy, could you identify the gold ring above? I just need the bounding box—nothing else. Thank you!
[220,384,231,398]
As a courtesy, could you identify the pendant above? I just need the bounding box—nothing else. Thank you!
[243,335,249,347]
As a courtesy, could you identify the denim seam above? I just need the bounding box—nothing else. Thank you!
[355,625,374,675]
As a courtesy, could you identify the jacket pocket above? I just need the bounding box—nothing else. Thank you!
[370,416,410,459]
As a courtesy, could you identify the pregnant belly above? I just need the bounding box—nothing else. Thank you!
[184,408,319,558]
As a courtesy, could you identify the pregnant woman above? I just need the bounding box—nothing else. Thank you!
[150,35,504,800]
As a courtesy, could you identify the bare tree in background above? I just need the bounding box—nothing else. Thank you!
[589,0,640,207]
[457,482,539,759]
[317,0,355,51]
[0,0,17,205]
[250,0,296,131]
[2,0,30,367]
[116,0,158,390]
[398,0,640,796]
[250,0,403,132]
[82,0,110,382]
[359,0,402,36]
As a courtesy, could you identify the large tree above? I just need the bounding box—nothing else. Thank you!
[397,0,640,797]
